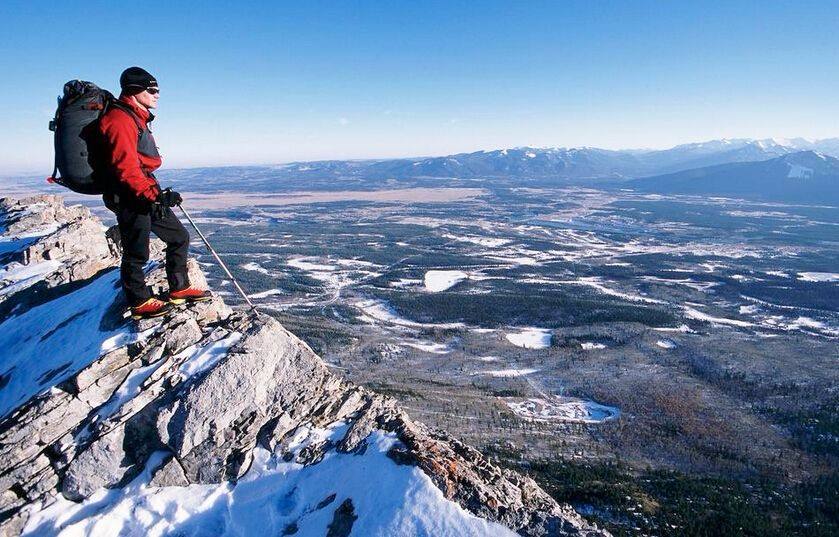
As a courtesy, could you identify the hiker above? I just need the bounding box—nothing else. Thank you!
[98,67,210,319]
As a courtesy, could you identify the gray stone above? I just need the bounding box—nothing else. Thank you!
[149,455,189,487]
[163,316,203,355]
[73,347,133,393]
[61,427,133,502]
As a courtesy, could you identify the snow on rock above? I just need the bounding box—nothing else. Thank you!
[177,330,244,378]
[505,397,620,424]
[0,196,605,537]
[580,342,606,350]
[0,268,148,419]
[505,328,552,349]
[0,259,63,298]
[0,195,120,301]
[24,429,518,537]
[424,269,469,292]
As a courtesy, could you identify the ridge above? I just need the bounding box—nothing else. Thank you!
[0,195,607,536]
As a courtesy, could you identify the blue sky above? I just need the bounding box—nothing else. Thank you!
[1,0,837,172]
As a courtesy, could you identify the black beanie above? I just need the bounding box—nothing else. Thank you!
[120,66,157,93]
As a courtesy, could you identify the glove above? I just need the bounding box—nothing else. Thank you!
[157,189,183,208]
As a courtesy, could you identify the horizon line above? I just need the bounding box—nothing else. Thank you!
[2,135,837,177]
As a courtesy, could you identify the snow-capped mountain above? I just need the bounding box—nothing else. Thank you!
[629,151,839,202]
[0,196,606,536]
[220,138,839,184]
[634,138,798,174]
[365,147,644,180]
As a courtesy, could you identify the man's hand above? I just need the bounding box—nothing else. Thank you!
[157,189,183,207]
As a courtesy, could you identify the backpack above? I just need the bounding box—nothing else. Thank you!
[47,80,116,195]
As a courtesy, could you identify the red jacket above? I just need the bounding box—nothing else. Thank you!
[98,96,162,202]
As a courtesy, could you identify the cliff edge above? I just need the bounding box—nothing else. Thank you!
[0,195,607,536]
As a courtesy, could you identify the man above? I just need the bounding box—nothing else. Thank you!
[99,66,210,319]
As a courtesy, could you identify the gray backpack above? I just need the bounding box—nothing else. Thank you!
[47,80,115,194]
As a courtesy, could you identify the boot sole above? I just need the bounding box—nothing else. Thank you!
[131,309,171,321]
[169,296,212,305]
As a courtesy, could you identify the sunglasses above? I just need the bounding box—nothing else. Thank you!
[146,87,160,95]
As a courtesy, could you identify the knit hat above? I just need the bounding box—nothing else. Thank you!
[120,66,158,94]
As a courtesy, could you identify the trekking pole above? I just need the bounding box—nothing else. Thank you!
[177,203,259,314]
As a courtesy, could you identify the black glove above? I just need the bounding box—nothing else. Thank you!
[157,189,183,208]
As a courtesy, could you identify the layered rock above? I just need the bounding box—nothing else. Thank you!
[0,196,120,301]
[0,196,607,536]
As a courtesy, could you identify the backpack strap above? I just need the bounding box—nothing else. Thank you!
[107,99,145,137]
[46,98,60,183]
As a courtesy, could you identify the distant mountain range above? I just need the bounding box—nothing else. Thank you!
[157,137,839,203]
[266,138,839,182]
[631,150,839,203]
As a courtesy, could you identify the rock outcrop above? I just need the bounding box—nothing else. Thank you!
[0,196,607,536]
[0,196,120,301]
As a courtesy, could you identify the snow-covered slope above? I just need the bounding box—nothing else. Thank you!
[0,196,607,536]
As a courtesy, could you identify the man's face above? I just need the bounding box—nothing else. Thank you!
[133,87,159,109]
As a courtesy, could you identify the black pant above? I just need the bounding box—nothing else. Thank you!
[106,195,191,306]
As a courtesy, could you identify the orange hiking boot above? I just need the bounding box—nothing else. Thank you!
[131,297,174,320]
[168,286,212,304]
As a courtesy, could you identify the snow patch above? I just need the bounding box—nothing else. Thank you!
[656,339,676,349]
[0,259,63,297]
[505,397,620,424]
[0,269,154,419]
[424,270,468,292]
[354,299,465,330]
[441,233,511,248]
[178,331,243,378]
[249,289,284,299]
[241,262,270,275]
[403,341,451,354]
[22,425,516,537]
[505,328,552,349]
[683,306,754,328]
[797,272,839,282]
[478,368,540,378]
[389,278,422,288]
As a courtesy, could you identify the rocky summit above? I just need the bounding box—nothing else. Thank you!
[0,196,607,536]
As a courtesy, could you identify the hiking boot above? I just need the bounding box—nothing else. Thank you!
[168,286,212,304]
[131,297,174,320]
